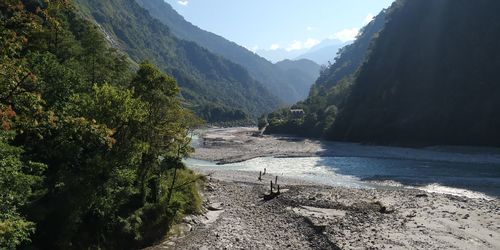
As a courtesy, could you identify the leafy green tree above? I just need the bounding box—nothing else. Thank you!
[130,62,199,203]
[1,1,204,248]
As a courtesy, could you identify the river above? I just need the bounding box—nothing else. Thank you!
[186,130,500,200]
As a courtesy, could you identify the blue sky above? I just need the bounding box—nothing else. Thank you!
[164,0,394,53]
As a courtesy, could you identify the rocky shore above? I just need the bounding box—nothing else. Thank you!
[192,127,500,165]
[148,127,500,250]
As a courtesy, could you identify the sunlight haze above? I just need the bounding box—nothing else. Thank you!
[164,0,394,59]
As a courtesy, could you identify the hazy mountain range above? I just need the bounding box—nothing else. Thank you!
[257,39,350,65]
[136,0,321,104]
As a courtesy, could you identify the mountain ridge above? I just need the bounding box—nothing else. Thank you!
[332,0,500,146]
[74,0,280,121]
[136,0,318,103]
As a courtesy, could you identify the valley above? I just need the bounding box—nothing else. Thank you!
[2,0,500,249]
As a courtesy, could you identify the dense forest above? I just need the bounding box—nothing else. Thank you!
[135,0,320,104]
[74,0,280,123]
[267,0,500,147]
[1,1,203,248]
[332,0,500,146]
[4,0,500,248]
[265,8,388,137]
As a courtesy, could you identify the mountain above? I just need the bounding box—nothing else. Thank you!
[332,0,500,146]
[314,12,388,92]
[135,0,315,103]
[256,48,306,63]
[265,9,388,137]
[275,59,321,82]
[73,0,279,122]
[295,39,348,65]
[275,59,321,96]
[256,39,347,65]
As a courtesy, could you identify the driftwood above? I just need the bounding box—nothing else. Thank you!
[263,176,281,201]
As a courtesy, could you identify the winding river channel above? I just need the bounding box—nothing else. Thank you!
[186,131,500,200]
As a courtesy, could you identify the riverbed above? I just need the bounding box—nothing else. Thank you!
[190,127,500,199]
[149,127,500,250]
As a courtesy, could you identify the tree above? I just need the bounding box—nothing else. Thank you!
[1,1,203,248]
[0,130,45,248]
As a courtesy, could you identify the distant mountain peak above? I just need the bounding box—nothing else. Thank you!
[136,0,319,104]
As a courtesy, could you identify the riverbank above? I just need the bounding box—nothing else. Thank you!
[150,167,499,249]
[192,127,500,165]
[147,127,500,249]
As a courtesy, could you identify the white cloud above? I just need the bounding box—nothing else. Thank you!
[286,41,302,51]
[304,38,320,48]
[330,28,359,43]
[327,13,375,43]
[285,38,320,51]
[364,13,375,24]
[177,0,188,6]
[306,26,317,31]
[269,44,281,50]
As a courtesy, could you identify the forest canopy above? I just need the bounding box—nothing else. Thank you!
[1,1,202,248]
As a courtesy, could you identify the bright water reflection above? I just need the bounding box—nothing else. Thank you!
[185,156,500,199]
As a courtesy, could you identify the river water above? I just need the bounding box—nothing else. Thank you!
[186,134,500,200]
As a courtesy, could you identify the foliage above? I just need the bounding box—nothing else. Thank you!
[0,1,202,248]
[195,104,250,124]
[265,9,388,138]
[74,0,280,121]
[268,0,500,147]
[332,0,500,146]
[136,0,320,104]
[0,131,45,249]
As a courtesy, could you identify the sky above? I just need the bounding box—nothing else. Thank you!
[164,0,394,54]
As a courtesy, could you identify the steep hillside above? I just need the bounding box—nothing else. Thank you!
[275,59,321,96]
[74,0,279,121]
[314,11,388,93]
[136,0,316,103]
[332,0,500,146]
[265,9,388,137]
[276,59,321,79]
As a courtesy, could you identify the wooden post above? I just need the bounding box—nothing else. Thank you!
[277,185,280,194]
[263,168,266,175]
[270,180,273,194]
[258,171,262,181]
[275,176,278,186]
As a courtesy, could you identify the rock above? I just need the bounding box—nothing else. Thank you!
[416,193,428,198]
[207,203,224,211]
[206,184,216,192]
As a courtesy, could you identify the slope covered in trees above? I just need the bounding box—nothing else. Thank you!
[267,0,500,147]
[74,0,280,121]
[332,0,500,146]
[1,1,202,248]
[136,0,319,104]
[265,9,388,137]
[275,59,321,82]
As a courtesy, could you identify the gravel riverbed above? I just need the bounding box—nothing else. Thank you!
[148,127,500,250]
